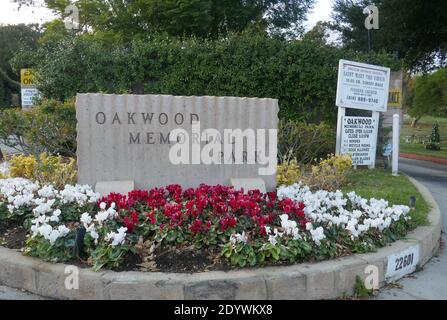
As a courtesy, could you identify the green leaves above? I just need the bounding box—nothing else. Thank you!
[24,232,77,263]
[221,243,258,268]
[221,238,315,268]
[17,32,399,124]
[91,244,129,272]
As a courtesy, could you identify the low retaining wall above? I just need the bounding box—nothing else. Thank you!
[0,177,442,300]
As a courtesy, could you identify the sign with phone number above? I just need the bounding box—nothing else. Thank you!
[385,245,420,281]
[336,59,391,112]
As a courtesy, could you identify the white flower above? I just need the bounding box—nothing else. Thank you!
[230,232,247,245]
[58,225,70,236]
[264,226,271,235]
[106,227,127,246]
[310,227,326,246]
[268,234,278,245]
[90,227,99,244]
[38,185,57,198]
[48,229,60,244]
[37,224,52,239]
[99,202,107,210]
[277,183,410,239]
[80,212,93,226]
[95,211,109,224]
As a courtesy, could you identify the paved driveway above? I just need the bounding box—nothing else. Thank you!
[376,158,446,300]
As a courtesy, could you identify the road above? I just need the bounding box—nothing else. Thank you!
[376,158,447,300]
[0,158,445,300]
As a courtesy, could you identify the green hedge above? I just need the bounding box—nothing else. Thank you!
[14,32,400,124]
[0,99,76,157]
[278,120,336,164]
[1,99,333,163]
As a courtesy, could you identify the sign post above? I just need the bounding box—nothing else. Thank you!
[20,69,39,109]
[392,114,400,176]
[335,59,391,169]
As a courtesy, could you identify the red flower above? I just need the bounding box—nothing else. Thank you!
[146,212,156,224]
[98,193,128,210]
[189,219,203,233]
[219,216,237,231]
[97,183,306,239]
[123,211,139,233]
[127,190,149,207]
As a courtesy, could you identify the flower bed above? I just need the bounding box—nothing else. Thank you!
[0,177,414,272]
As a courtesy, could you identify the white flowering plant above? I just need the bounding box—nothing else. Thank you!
[277,183,413,253]
[0,176,416,271]
[79,204,138,271]
[0,178,100,262]
[0,178,99,225]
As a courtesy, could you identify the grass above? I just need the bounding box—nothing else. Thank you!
[400,115,447,159]
[342,169,430,226]
[400,143,447,159]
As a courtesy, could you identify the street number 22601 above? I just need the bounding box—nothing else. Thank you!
[395,253,414,271]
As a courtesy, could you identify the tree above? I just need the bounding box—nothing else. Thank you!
[302,21,331,46]
[409,68,447,120]
[15,0,316,39]
[0,24,40,108]
[331,0,447,72]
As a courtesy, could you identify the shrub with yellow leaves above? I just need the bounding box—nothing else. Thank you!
[304,154,352,191]
[8,153,77,189]
[277,158,301,186]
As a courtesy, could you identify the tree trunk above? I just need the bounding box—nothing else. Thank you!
[411,116,421,128]
[0,67,20,90]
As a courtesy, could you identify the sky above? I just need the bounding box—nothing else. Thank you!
[0,0,333,31]
[0,0,57,25]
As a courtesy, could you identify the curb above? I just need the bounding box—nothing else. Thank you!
[0,178,442,300]
[400,153,447,166]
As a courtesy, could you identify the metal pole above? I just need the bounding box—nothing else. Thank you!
[368,111,380,169]
[392,114,400,176]
[335,107,346,155]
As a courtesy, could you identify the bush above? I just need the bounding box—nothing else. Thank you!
[277,158,301,186]
[425,122,442,151]
[304,154,352,191]
[0,99,76,157]
[14,33,401,124]
[277,154,352,191]
[8,153,77,189]
[278,120,336,164]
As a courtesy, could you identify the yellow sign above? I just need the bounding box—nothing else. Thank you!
[21,69,36,87]
[388,88,402,107]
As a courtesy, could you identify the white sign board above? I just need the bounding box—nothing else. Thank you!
[21,87,39,108]
[341,116,378,166]
[336,59,390,112]
[386,245,420,281]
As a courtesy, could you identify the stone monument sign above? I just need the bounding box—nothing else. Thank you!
[76,94,278,193]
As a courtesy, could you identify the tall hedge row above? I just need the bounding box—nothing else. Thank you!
[23,33,400,123]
